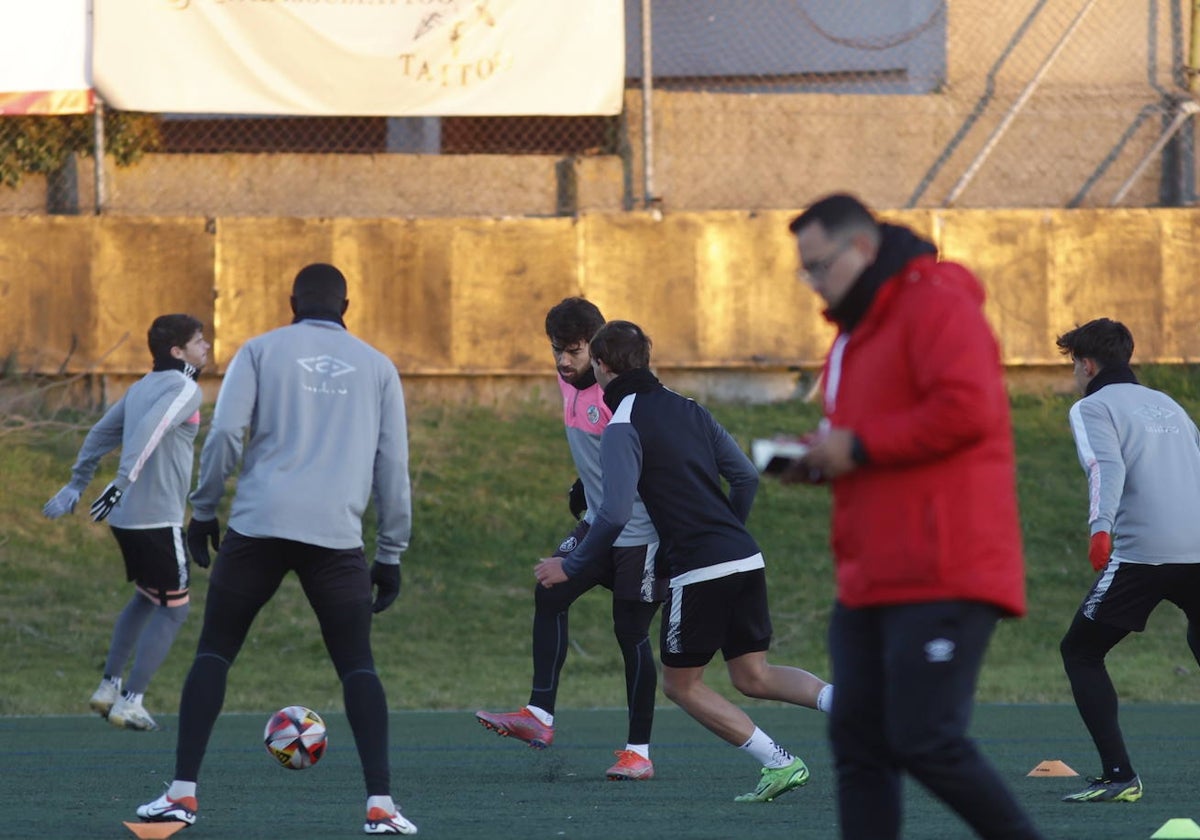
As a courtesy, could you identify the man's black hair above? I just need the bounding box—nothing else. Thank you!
[788,192,878,237]
[148,314,203,363]
[292,263,348,315]
[1056,318,1135,369]
[545,297,605,349]
[590,320,652,375]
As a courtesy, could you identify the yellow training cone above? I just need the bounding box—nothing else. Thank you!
[1027,760,1078,777]
[1150,818,1200,839]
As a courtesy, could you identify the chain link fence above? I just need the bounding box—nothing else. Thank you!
[1,0,1194,216]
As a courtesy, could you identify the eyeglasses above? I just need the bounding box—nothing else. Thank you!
[799,238,853,284]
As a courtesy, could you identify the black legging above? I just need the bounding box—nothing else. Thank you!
[173,531,391,796]
[529,578,660,744]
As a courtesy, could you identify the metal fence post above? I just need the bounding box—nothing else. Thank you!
[641,0,656,209]
[92,97,106,215]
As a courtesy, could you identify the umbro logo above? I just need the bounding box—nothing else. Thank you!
[297,355,356,377]
[924,638,955,663]
[1134,403,1175,422]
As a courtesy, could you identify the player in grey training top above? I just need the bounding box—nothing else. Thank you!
[1057,318,1200,804]
[135,264,417,837]
[43,314,209,732]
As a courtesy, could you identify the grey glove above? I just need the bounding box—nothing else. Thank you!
[89,482,124,522]
[43,483,84,519]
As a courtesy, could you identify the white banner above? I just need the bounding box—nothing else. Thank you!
[93,0,624,116]
[0,0,92,114]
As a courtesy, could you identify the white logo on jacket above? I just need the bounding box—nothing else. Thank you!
[298,355,356,377]
[1134,402,1179,434]
[924,638,955,663]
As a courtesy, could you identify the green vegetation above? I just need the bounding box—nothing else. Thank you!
[0,110,160,189]
[2,371,1199,716]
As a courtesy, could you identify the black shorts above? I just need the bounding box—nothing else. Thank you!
[660,567,772,668]
[556,520,666,603]
[210,529,371,611]
[110,525,189,604]
[1081,559,1200,631]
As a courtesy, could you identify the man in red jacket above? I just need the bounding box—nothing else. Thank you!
[783,194,1043,840]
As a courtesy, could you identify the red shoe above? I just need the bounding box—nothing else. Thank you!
[606,749,654,781]
[475,708,554,749]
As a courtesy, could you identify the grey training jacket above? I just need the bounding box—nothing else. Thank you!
[1069,381,1200,565]
[190,319,411,564]
[69,368,202,529]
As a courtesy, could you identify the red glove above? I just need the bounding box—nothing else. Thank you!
[1088,531,1112,572]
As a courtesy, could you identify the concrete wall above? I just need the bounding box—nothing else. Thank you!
[3,208,1198,403]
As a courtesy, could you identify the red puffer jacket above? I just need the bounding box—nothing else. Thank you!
[821,254,1026,616]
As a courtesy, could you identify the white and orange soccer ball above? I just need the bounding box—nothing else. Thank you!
[263,705,328,770]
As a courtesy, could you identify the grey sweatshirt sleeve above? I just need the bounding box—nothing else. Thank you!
[113,376,199,492]
[561,423,641,578]
[190,347,257,520]
[1068,399,1125,535]
[371,369,412,565]
[709,413,759,524]
[69,398,127,490]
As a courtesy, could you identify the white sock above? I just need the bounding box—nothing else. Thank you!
[525,705,554,727]
[122,690,144,705]
[103,675,122,689]
[367,795,396,815]
[624,743,649,759]
[167,781,196,800]
[738,727,794,769]
[817,684,834,713]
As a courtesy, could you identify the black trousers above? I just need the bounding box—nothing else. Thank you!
[829,600,1043,840]
[174,530,392,796]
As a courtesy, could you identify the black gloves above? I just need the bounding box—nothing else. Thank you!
[371,562,401,614]
[187,517,221,568]
[89,482,124,522]
[568,477,587,520]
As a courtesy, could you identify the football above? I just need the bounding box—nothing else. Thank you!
[263,705,328,770]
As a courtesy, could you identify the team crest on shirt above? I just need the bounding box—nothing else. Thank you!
[558,536,578,553]
[587,405,601,424]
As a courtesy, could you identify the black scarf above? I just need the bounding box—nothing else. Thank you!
[565,366,598,391]
[152,356,200,381]
[1085,364,1139,396]
[292,309,347,328]
[827,223,938,332]
[602,367,661,412]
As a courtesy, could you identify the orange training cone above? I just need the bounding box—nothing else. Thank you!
[1026,760,1078,777]
[122,821,188,839]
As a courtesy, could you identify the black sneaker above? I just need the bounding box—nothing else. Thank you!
[1061,775,1143,803]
